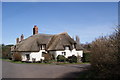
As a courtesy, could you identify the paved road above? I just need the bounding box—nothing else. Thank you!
[2,60,90,78]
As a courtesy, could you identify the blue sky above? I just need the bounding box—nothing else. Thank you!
[0,2,2,45]
[2,2,118,45]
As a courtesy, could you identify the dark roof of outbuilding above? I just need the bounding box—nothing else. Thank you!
[11,32,83,52]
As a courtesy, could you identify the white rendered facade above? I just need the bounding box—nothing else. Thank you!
[21,50,46,62]
[49,49,83,60]
[21,49,83,62]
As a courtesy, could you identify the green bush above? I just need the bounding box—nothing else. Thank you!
[57,55,66,62]
[67,55,77,63]
[2,44,14,59]
[82,53,91,62]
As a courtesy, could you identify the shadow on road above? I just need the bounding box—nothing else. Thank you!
[1,69,91,80]
[60,65,91,79]
[61,70,90,78]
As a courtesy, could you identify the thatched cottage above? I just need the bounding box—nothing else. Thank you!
[11,25,83,62]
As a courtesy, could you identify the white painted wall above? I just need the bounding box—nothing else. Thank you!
[76,50,83,57]
[21,50,46,62]
[49,51,56,57]
[51,49,83,59]
[21,49,83,62]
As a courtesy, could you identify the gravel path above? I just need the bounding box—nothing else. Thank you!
[2,60,90,78]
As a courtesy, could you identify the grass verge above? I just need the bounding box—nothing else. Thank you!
[1,58,90,65]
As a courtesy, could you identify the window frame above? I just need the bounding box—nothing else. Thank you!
[62,52,66,56]
[64,45,70,50]
[39,44,46,50]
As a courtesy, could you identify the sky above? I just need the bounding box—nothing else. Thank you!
[0,2,2,45]
[2,2,118,45]
[2,0,120,2]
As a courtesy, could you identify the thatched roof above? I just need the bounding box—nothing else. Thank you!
[11,32,83,52]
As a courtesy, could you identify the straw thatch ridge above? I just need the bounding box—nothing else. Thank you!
[11,32,83,52]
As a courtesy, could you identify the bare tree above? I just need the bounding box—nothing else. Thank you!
[114,25,120,64]
[75,35,80,44]
[90,25,120,78]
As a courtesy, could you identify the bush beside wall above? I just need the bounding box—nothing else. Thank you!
[67,55,77,63]
[82,52,91,62]
[57,55,66,62]
[43,53,53,63]
[12,52,22,61]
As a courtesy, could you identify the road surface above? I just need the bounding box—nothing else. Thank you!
[2,60,90,78]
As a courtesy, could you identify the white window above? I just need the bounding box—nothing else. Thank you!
[65,46,70,50]
[72,44,75,48]
[40,44,46,50]
[62,52,66,55]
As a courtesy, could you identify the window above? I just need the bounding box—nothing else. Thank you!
[72,44,75,48]
[40,44,46,50]
[72,44,76,49]
[14,45,16,49]
[65,46,70,50]
[26,54,30,60]
[62,52,66,56]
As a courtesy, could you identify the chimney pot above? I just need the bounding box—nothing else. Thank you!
[21,34,24,41]
[33,25,38,35]
[16,38,19,44]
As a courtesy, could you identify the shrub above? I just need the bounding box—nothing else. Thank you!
[43,53,53,63]
[12,52,22,61]
[67,55,77,63]
[91,37,117,69]
[82,52,91,62]
[57,55,66,62]
[2,44,14,59]
[90,36,119,78]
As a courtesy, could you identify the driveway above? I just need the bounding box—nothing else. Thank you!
[2,60,90,78]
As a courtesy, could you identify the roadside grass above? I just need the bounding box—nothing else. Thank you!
[1,58,90,65]
[1,59,50,64]
[1,59,23,64]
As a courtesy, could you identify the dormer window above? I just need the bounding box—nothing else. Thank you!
[40,44,46,50]
[64,45,70,50]
[72,43,76,49]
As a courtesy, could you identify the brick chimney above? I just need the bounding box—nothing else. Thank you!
[16,38,19,44]
[33,25,38,35]
[20,34,24,41]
